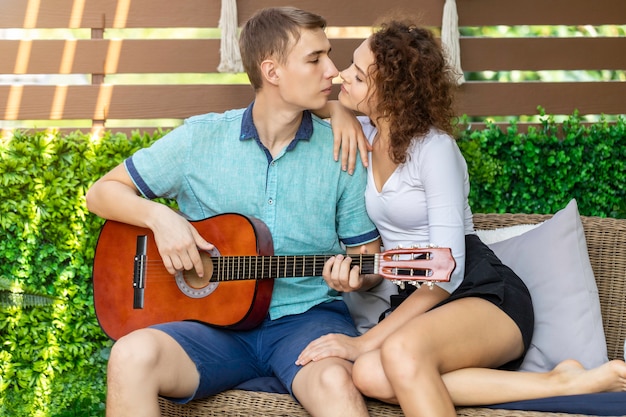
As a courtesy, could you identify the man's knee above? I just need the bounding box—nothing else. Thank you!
[293,360,370,417]
[317,361,354,392]
[295,359,357,397]
[108,329,163,378]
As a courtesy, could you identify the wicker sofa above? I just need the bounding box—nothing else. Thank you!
[158,212,626,417]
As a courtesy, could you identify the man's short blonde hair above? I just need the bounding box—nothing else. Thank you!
[239,7,327,90]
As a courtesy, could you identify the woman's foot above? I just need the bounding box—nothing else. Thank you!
[550,359,626,394]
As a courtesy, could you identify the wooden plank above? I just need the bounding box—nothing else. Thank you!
[0,38,359,75]
[0,0,444,29]
[0,84,254,119]
[2,37,624,75]
[0,39,222,74]
[456,81,626,116]
[1,0,622,29]
[0,0,222,29]
[2,82,624,121]
[456,0,626,26]
[234,0,444,27]
[460,37,626,71]
[0,38,364,75]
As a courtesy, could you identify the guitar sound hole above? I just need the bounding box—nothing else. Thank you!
[174,248,220,298]
[184,252,215,289]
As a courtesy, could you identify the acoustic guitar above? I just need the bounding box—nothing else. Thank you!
[92,213,455,340]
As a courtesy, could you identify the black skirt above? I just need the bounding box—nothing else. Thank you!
[431,233,534,370]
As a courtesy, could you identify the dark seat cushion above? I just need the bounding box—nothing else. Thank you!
[485,392,626,416]
[236,377,626,416]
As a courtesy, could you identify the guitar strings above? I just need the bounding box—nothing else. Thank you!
[131,254,380,282]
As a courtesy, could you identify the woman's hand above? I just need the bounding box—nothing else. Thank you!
[328,101,371,174]
[296,333,363,365]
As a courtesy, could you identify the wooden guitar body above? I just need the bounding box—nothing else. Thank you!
[93,213,274,340]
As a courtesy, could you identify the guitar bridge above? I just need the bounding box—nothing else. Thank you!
[133,235,147,309]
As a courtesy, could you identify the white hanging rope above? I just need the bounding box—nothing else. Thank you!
[217,0,243,73]
[441,0,465,85]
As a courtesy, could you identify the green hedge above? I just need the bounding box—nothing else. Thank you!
[458,112,626,218]
[0,130,163,416]
[0,112,624,416]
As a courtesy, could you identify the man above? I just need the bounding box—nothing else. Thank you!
[86,7,381,417]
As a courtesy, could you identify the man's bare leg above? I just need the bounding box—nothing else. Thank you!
[293,357,369,417]
[106,329,199,417]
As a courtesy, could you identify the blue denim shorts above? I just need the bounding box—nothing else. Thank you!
[153,300,358,403]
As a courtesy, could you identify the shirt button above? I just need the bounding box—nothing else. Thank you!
[268,199,274,205]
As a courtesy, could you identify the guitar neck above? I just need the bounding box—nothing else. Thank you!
[211,254,378,281]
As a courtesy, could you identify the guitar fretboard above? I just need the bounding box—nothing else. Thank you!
[210,254,378,281]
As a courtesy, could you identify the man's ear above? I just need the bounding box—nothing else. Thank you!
[260,59,280,86]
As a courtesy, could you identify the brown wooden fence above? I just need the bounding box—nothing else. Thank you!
[1,0,624,135]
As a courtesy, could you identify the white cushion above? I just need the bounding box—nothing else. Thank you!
[475,223,541,245]
[486,199,608,371]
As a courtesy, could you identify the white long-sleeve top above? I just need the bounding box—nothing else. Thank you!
[361,117,474,294]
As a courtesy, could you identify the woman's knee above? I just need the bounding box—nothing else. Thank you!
[380,331,432,381]
[353,354,390,399]
[352,356,371,393]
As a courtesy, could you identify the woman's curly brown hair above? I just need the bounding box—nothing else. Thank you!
[368,21,457,164]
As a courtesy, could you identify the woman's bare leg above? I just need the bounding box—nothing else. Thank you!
[377,297,525,417]
[444,359,626,405]
[352,299,626,415]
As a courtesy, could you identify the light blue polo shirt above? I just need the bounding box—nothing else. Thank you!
[125,103,379,320]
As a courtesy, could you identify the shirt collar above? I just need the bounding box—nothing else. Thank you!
[240,102,314,149]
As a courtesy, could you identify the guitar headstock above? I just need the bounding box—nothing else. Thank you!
[378,247,455,288]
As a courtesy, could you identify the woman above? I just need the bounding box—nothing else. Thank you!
[300,20,626,417]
